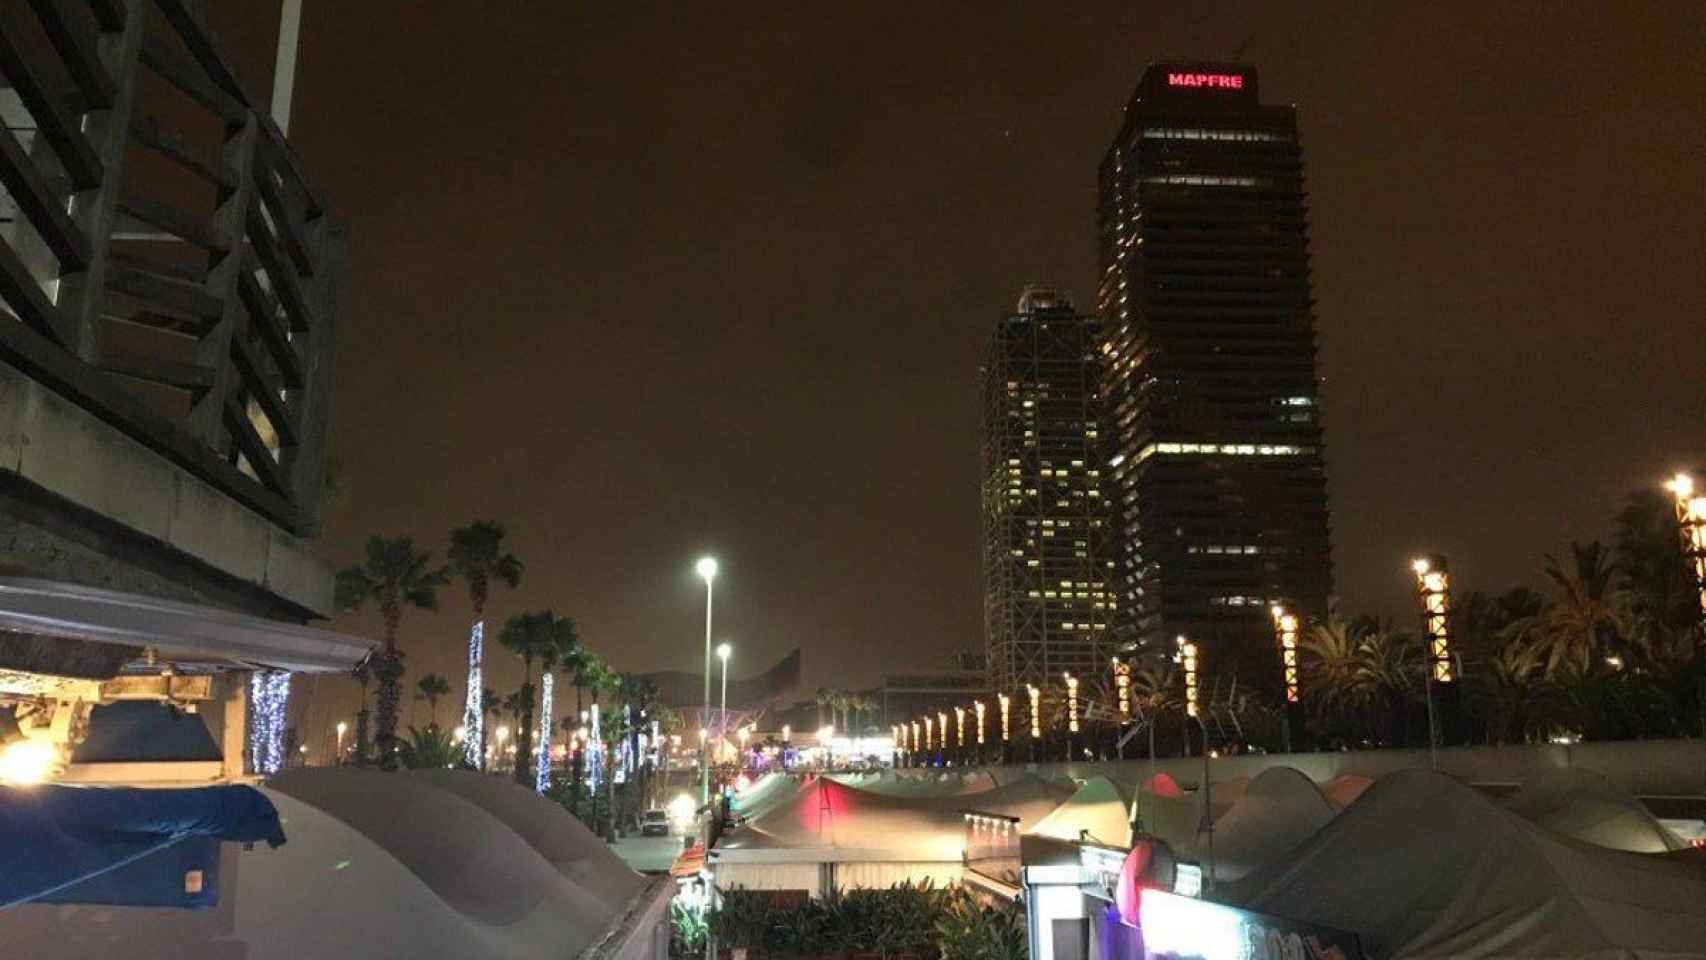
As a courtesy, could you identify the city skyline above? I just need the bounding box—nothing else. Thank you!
[190,4,1706,704]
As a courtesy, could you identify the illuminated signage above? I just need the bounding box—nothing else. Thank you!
[1137,890,1364,960]
[1166,72,1245,90]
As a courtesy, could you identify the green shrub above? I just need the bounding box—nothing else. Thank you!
[707,880,1022,960]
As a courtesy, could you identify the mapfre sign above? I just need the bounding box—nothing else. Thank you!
[1166,72,1245,90]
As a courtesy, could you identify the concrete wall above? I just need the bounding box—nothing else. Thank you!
[0,361,333,620]
[977,737,1706,798]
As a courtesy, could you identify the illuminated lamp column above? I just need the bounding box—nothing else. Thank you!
[998,693,1011,766]
[1269,606,1301,754]
[1412,555,1455,769]
[1665,473,1706,623]
[923,716,934,768]
[910,720,921,769]
[954,706,966,765]
[937,711,949,766]
[1178,638,1199,757]
[1063,672,1079,763]
[1026,685,1041,763]
[534,672,554,793]
[974,700,986,766]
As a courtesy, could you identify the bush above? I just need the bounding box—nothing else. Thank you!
[707,881,1021,960]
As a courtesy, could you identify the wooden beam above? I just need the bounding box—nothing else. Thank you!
[138,37,246,124]
[0,127,91,269]
[116,190,231,253]
[91,344,217,392]
[255,169,314,276]
[190,115,257,446]
[0,28,103,189]
[237,265,305,388]
[0,239,67,347]
[106,257,224,322]
[224,395,288,496]
[245,205,313,332]
[0,314,304,532]
[24,0,119,109]
[128,113,237,189]
[230,334,299,446]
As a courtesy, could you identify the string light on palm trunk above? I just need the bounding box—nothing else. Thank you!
[1665,473,1706,618]
[1412,556,1454,682]
[534,672,554,793]
[248,670,290,774]
[1112,657,1131,719]
[1064,672,1079,733]
[1270,606,1301,703]
[461,620,484,768]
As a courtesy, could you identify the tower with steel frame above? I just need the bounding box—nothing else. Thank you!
[981,286,1114,694]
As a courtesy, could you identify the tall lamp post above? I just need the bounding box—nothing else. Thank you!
[998,692,1011,765]
[1412,555,1454,770]
[1664,473,1706,737]
[1063,672,1079,762]
[717,642,732,754]
[695,557,718,807]
[1270,606,1301,753]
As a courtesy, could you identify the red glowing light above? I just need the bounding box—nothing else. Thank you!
[1166,72,1244,90]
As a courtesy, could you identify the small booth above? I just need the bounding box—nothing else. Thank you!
[1023,839,1363,960]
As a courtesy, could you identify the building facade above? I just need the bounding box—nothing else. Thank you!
[1097,64,1333,695]
[981,286,1114,694]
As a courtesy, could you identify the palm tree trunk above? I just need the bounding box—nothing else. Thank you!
[373,608,405,771]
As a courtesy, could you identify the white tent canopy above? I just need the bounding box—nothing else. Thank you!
[6,769,641,959]
[1232,769,1706,960]
[1029,776,1134,848]
[1501,768,1689,854]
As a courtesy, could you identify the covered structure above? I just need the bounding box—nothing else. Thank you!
[715,773,1070,897]
[5,769,660,959]
[1233,769,1706,959]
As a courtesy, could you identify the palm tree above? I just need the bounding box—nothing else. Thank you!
[350,660,373,765]
[415,673,452,727]
[1532,542,1625,676]
[1300,619,1374,737]
[531,613,580,790]
[815,688,831,728]
[448,521,524,769]
[336,535,450,771]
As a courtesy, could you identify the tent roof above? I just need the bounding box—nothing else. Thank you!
[1184,766,1336,883]
[1233,769,1706,960]
[1502,768,1688,854]
[1029,776,1133,848]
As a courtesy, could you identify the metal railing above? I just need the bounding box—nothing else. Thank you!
[0,0,340,535]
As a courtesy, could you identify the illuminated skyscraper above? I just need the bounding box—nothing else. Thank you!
[982,286,1113,693]
[1097,64,1333,692]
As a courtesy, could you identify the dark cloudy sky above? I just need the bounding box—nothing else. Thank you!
[208,2,1704,732]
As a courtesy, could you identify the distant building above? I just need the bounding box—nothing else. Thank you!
[874,672,990,730]
[1097,63,1334,692]
[981,286,1114,694]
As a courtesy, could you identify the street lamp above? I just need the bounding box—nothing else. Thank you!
[1412,554,1454,770]
[695,556,718,806]
[1270,606,1301,753]
[1665,473,1706,619]
[335,721,347,765]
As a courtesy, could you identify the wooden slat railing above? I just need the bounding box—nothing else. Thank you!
[0,0,342,536]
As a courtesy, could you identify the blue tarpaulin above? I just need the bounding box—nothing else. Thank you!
[0,783,285,910]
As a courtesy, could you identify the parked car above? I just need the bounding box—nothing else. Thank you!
[640,809,670,836]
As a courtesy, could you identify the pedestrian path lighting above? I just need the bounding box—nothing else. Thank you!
[1666,473,1706,619]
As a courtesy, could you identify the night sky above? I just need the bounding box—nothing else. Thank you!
[207,3,1704,731]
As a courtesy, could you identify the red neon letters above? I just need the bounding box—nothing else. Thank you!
[1167,72,1244,90]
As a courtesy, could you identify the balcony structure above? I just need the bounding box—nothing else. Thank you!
[0,0,363,784]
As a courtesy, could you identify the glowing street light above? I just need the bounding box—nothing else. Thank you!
[1270,606,1301,703]
[954,705,966,748]
[1179,638,1200,719]
[924,715,934,753]
[1026,685,1041,739]
[1412,557,1454,682]
[974,700,986,746]
[696,556,718,806]
[1063,672,1080,734]
[998,693,1011,743]
[1665,473,1706,619]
